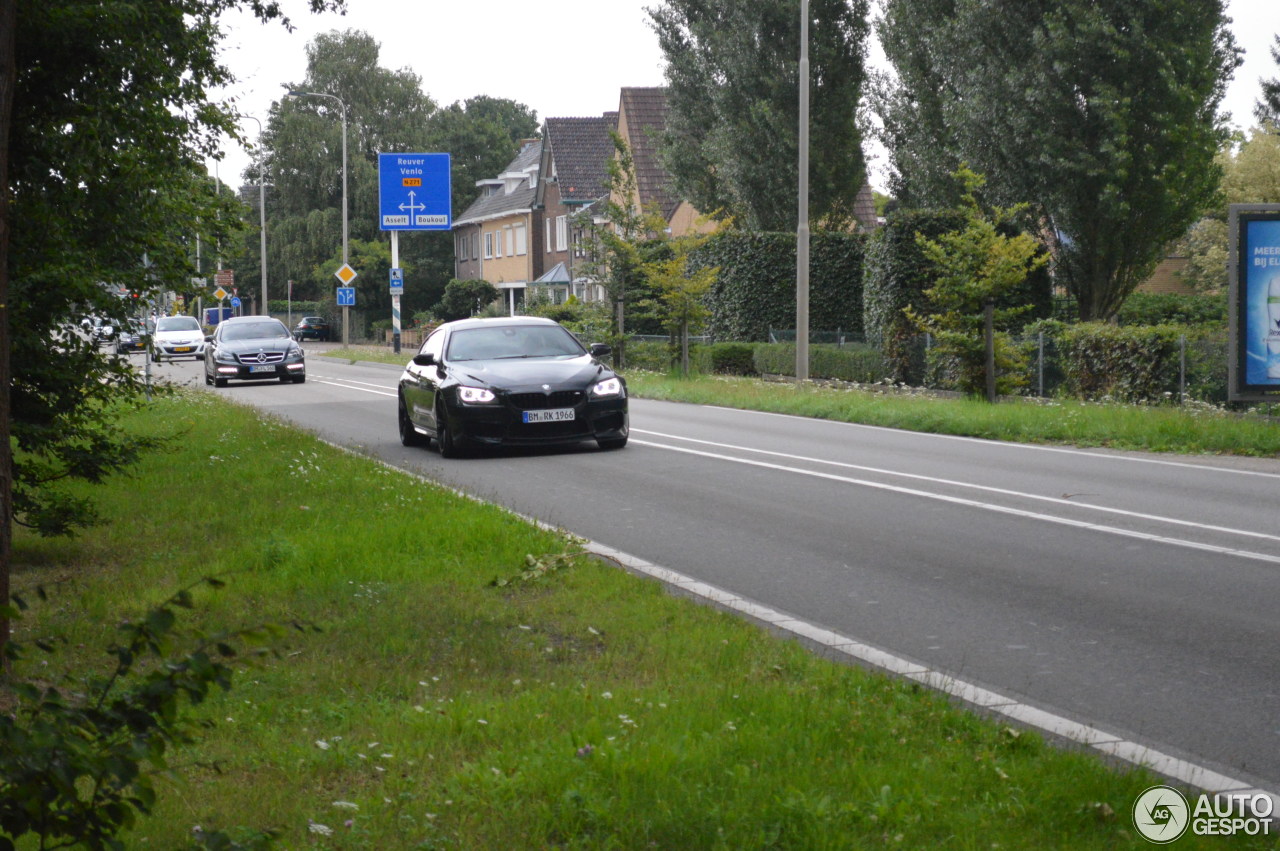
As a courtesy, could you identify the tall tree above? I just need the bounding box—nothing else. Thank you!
[1,0,343,662]
[875,0,1240,321]
[251,35,539,319]
[1258,35,1280,126]
[261,29,439,313]
[649,0,870,231]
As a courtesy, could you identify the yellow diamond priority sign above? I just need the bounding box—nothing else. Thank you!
[334,263,358,285]
[213,286,229,301]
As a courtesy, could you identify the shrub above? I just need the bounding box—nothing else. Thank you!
[689,231,867,343]
[1056,323,1185,402]
[753,343,891,383]
[706,342,758,376]
[1114,292,1227,327]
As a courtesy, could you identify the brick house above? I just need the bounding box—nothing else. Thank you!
[530,114,618,304]
[452,139,544,314]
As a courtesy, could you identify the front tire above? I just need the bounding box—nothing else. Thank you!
[399,397,427,448]
[597,436,628,450]
[436,402,463,458]
[292,375,306,384]
[214,376,228,387]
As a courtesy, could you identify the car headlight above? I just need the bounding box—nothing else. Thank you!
[458,386,496,404]
[288,343,303,358]
[591,377,624,398]
[214,348,239,364]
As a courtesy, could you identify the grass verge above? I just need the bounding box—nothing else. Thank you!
[327,346,1280,458]
[8,389,1269,849]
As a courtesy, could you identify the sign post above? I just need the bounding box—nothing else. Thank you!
[335,263,358,346]
[378,152,451,355]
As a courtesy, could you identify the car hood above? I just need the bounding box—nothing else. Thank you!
[156,330,202,342]
[453,355,612,391]
[219,338,297,356]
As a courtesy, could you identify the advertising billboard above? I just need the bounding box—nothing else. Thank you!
[1229,205,1280,401]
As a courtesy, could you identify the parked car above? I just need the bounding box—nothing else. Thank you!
[152,314,205,361]
[292,316,330,341]
[114,318,150,355]
[204,316,306,387]
[397,316,627,457]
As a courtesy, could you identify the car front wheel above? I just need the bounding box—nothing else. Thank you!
[399,397,427,448]
[436,402,463,458]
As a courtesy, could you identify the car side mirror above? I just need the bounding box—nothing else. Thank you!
[412,353,436,367]
[589,343,611,358]
[204,334,214,342]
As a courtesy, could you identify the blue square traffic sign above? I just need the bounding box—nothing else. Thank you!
[336,287,356,306]
[379,153,451,231]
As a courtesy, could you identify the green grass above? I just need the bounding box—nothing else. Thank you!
[328,345,1280,458]
[13,390,1272,848]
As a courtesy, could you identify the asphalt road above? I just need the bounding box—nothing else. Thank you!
[153,349,1280,794]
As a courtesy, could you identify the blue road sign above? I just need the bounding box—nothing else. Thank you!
[230,296,242,308]
[389,267,404,295]
[336,287,356,306]
[379,152,451,231]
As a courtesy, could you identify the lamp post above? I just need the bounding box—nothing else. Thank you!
[244,115,268,316]
[796,0,810,383]
[287,89,349,345]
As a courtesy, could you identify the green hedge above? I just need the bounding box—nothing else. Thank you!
[1055,323,1183,402]
[688,231,867,343]
[862,209,1053,385]
[753,342,892,384]
[267,300,325,315]
[1114,292,1227,327]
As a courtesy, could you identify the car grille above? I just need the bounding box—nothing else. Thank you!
[508,390,583,410]
[236,351,285,364]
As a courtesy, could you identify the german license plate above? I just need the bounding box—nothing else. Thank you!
[523,408,574,423]
[249,364,275,374]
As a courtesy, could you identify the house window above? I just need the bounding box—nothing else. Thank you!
[505,226,514,257]
[515,224,527,256]
[472,232,478,261]
[546,217,552,254]
[495,227,503,258]
[556,216,568,252]
[484,232,493,259]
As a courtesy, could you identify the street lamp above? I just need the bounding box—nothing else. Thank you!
[244,115,268,316]
[796,0,810,383]
[287,88,349,345]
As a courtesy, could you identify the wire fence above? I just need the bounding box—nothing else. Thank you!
[630,327,1243,408]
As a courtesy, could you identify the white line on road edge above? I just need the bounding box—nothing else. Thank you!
[582,539,1280,811]
[341,440,1278,811]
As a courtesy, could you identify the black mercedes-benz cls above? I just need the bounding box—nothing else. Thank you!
[204,316,306,387]
[397,316,628,457]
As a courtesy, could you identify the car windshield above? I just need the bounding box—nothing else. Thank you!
[222,321,289,341]
[446,325,585,362]
[157,316,200,332]
[300,317,323,324]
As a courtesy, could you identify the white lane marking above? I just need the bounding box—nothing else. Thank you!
[633,429,1280,547]
[691,403,1280,479]
[311,376,398,398]
[630,438,1280,566]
